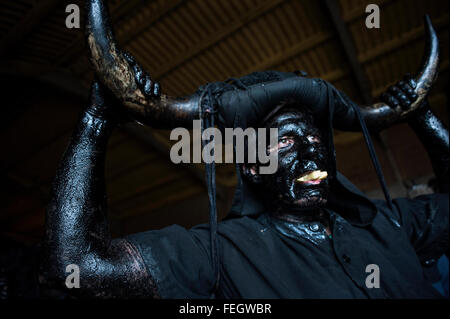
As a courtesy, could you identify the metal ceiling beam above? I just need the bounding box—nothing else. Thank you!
[0,0,60,58]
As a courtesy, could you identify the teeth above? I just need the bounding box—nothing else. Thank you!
[296,170,328,182]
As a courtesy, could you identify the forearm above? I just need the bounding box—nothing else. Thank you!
[41,108,113,284]
[408,108,449,193]
[50,109,112,246]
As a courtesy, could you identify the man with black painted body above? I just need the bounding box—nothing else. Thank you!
[39,0,449,298]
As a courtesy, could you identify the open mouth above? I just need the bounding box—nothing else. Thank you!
[296,170,328,185]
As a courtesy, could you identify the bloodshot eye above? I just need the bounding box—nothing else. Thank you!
[307,135,320,143]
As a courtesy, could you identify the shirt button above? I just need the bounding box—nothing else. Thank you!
[309,224,320,232]
[342,254,351,263]
[424,259,436,266]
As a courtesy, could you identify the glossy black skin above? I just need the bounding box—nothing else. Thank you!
[39,76,448,297]
[392,85,449,195]
[409,109,449,193]
[381,77,448,193]
[39,82,159,298]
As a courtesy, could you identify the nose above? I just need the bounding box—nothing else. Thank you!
[298,137,316,155]
[284,139,317,167]
[284,137,322,167]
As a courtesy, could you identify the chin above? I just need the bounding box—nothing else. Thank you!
[288,186,329,208]
[293,196,327,208]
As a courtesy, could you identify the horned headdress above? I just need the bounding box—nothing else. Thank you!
[85,0,439,297]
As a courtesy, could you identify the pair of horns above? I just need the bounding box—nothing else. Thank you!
[86,0,439,130]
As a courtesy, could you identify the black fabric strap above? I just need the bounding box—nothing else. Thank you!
[331,87,394,208]
[328,83,400,226]
[199,84,221,297]
[352,104,393,208]
[350,102,403,226]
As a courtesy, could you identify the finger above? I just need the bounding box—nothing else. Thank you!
[132,64,146,89]
[381,91,400,108]
[396,93,411,109]
[388,96,400,108]
[143,75,154,98]
[123,52,148,92]
[380,92,397,106]
[153,82,161,97]
[388,85,402,98]
[403,74,417,89]
[123,51,136,66]
[390,86,412,109]
[398,81,418,101]
[398,81,413,95]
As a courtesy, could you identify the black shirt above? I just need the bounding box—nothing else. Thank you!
[126,193,448,298]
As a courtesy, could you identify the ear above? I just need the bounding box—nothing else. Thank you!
[241,164,263,185]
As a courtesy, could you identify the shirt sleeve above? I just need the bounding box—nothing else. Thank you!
[394,193,449,264]
[125,224,215,299]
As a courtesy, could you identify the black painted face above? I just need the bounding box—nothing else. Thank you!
[260,109,330,211]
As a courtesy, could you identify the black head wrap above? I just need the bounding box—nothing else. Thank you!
[197,71,398,297]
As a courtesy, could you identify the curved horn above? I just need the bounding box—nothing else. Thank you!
[86,0,199,128]
[86,1,439,132]
[359,15,440,129]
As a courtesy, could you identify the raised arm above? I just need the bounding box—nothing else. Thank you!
[376,76,449,193]
[408,105,449,193]
[40,82,159,298]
